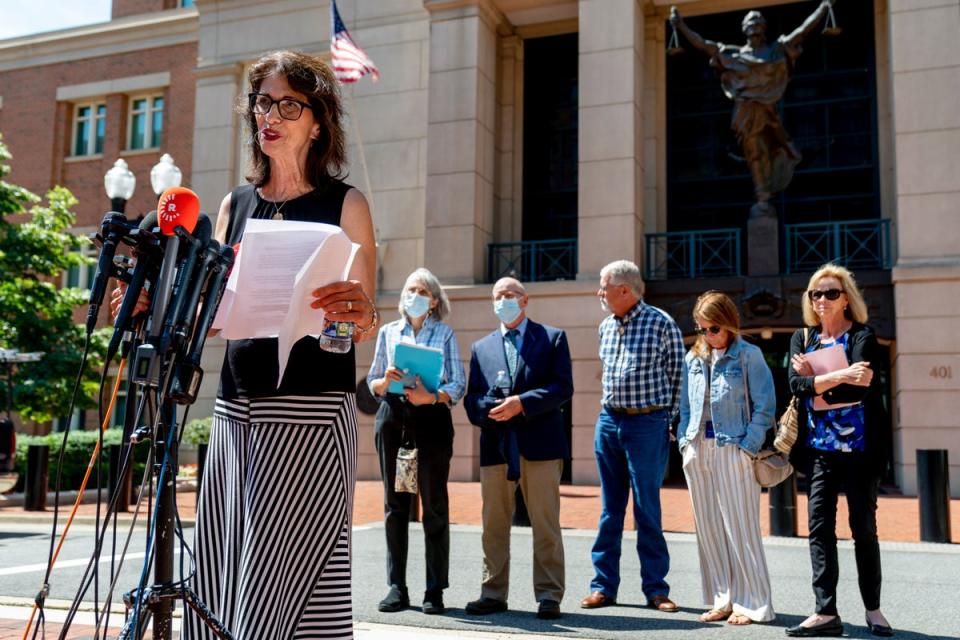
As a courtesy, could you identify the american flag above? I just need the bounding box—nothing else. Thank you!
[330,0,379,83]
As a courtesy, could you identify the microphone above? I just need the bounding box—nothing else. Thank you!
[171,238,220,350]
[159,213,212,353]
[170,244,234,404]
[133,188,200,388]
[147,187,201,338]
[86,212,134,334]
[107,215,162,358]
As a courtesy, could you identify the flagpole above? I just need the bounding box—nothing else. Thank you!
[345,88,375,212]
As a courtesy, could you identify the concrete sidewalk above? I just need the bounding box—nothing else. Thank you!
[1,480,957,639]
[2,480,958,543]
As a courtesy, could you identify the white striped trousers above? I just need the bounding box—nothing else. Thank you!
[182,394,358,639]
[682,434,775,622]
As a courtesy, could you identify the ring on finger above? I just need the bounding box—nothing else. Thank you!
[347,300,353,312]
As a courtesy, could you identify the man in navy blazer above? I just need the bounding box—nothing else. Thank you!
[464,277,574,620]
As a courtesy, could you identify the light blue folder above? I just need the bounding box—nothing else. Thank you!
[387,342,444,395]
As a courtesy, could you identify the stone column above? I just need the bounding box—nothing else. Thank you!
[424,0,500,284]
[888,1,960,495]
[577,0,645,278]
[494,34,522,245]
[190,64,243,218]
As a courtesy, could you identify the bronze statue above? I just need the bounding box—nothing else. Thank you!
[670,1,838,218]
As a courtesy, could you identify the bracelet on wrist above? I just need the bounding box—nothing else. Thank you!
[355,298,379,334]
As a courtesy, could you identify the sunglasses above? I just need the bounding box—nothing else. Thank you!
[807,288,844,301]
[695,325,722,336]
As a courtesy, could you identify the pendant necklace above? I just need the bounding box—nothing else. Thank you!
[258,188,290,220]
[270,198,286,221]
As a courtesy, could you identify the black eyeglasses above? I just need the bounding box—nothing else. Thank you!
[807,288,844,301]
[248,93,313,121]
[695,325,722,336]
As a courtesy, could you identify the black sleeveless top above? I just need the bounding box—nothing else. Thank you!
[218,181,356,399]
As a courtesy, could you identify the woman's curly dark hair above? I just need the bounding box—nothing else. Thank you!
[242,50,347,187]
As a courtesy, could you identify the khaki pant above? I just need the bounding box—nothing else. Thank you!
[479,458,565,603]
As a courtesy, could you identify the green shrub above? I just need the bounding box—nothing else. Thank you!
[14,429,150,493]
[182,416,212,447]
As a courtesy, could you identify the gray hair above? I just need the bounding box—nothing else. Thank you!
[399,267,451,320]
[600,260,645,297]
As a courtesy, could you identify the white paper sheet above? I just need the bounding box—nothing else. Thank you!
[211,219,360,382]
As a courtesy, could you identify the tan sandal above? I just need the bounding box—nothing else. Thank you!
[727,613,752,625]
[700,609,730,622]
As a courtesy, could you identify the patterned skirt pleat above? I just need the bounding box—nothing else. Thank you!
[182,393,357,639]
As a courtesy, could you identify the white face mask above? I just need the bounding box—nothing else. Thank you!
[494,297,522,325]
[403,292,431,319]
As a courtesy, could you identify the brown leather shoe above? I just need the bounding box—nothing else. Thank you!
[649,595,678,612]
[580,591,615,609]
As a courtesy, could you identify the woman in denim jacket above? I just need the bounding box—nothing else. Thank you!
[678,291,776,626]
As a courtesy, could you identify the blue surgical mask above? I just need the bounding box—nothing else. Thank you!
[403,292,431,319]
[494,297,522,325]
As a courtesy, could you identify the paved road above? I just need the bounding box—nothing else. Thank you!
[2,521,958,639]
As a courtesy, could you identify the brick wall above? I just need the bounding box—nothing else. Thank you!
[112,0,177,20]
[0,42,197,229]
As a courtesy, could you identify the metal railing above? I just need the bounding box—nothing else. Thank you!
[486,239,577,283]
[784,218,892,273]
[644,228,741,280]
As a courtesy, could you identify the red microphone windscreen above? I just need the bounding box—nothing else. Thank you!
[157,187,200,236]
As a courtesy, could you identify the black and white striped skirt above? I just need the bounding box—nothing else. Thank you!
[182,393,358,639]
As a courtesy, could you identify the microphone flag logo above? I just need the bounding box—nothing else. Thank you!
[157,186,200,235]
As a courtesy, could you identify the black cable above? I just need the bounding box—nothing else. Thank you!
[56,383,152,639]
[31,333,93,640]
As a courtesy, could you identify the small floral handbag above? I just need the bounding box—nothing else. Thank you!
[394,446,419,494]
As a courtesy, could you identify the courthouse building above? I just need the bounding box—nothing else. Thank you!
[0,0,957,494]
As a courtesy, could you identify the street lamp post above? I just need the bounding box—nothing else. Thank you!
[150,153,182,197]
[103,159,136,214]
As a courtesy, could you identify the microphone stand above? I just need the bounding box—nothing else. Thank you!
[117,244,235,640]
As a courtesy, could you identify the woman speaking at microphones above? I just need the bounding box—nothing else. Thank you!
[110,50,377,640]
[191,50,376,640]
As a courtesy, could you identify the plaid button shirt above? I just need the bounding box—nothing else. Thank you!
[599,301,685,413]
[366,315,466,404]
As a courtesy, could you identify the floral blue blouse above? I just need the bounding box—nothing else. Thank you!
[805,332,866,453]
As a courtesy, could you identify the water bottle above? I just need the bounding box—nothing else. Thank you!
[318,319,354,353]
[493,370,511,399]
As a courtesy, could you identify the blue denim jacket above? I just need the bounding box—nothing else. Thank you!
[678,337,776,456]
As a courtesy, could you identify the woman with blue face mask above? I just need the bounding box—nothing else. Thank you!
[366,268,466,615]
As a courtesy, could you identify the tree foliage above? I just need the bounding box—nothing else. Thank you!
[0,134,108,424]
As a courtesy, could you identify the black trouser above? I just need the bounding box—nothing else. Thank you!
[807,451,882,615]
[374,396,454,595]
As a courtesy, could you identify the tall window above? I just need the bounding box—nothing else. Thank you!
[666,2,878,231]
[128,95,164,150]
[522,33,578,241]
[73,103,106,156]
